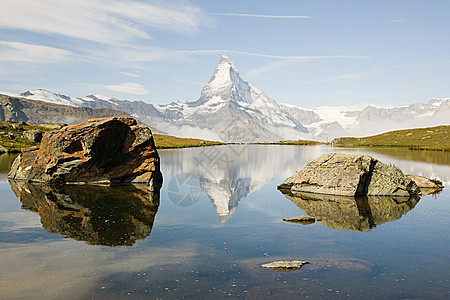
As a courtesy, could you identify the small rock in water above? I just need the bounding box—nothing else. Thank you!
[283,215,316,224]
[261,260,310,272]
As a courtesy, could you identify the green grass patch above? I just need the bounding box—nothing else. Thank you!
[256,139,323,146]
[153,134,223,149]
[0,121,61,153]
[332,125,450,152]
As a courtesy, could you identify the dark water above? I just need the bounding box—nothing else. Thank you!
[0,145,449,299]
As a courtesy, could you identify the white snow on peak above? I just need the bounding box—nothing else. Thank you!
[81,94,119,105]
[91,94,112,101]
[430,98,449,107]
[199,55,253,105]
[20,89,84,106]
[0,90,19,97]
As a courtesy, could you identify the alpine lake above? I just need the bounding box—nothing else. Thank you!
[1,145,449,299]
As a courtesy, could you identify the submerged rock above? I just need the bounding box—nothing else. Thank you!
[8,117,162,190]
[282,215,316,224]
[261,260,310,272]
[278,153,420,197]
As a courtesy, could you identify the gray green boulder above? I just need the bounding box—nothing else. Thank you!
[278,153,421,197]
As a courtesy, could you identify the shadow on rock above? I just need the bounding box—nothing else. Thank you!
[279,189,420,231]
[9,180,160,246]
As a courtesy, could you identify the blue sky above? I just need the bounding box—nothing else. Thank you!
[0,0,449,108]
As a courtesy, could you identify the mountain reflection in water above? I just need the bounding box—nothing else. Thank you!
[160,145,320,222]
[9,181,160,246]
[279,190,420,231]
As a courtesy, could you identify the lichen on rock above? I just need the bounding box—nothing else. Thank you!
[8,117,163,190]
[278,153,420,197]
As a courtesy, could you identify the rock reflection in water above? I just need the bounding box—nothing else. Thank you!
[9,181,160,246]
[280,190,420,231]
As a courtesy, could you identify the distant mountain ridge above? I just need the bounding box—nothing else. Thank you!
[0,93,129,125]
[4,55,449,141]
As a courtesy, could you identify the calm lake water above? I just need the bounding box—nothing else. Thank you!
[1,145,449,299]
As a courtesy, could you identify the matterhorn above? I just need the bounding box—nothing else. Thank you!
[152,55,308,142]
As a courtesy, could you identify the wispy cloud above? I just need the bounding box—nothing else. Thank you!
[306,68,385,85]
[120,72,142,78]
[179,49,370,78]
[0,0,207,45]
[211,13,312,19]
[0,41,75,62]
[178,49,370,60]
[391,19,408,23]
[103,82,149,95]
[246,60,293,78]
[307,73,365,85]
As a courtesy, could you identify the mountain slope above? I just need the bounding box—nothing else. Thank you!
[0,94,130,124]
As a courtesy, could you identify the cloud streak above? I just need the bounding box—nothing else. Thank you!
[246,60,293,78]
[391,19,408,23]
[307,73,365,85]
[103,82,149,95]
[179,49,370,60]
[0,0,207,45]
[120,72,142,78]
[306,67,403,85]
[0,41,75,62]
[211,13,312,19]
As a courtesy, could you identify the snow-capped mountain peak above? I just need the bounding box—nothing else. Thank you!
[197,55,253,105]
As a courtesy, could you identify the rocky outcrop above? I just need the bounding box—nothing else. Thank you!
[0,145,8,153]
[8,117,162,190]
[9,180,159,246]
[23,129,42,142]
[278,153,420,197]
[280,190,420,231]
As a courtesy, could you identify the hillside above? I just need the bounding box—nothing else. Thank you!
[256,139,323,146]
[0,122,62,153]
[153,134,223,149]
[332,125,450,151]
[0,94,129,124]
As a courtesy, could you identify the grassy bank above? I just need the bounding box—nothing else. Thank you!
[0,122,60,153]
[332,125,450,151]
[153,134,223,149]
[256,139,324,146]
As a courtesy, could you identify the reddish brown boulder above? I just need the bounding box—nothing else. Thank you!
[8,117,162,190]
